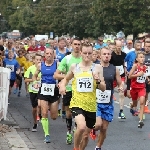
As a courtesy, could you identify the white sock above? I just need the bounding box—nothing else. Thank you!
[58,103,61,110]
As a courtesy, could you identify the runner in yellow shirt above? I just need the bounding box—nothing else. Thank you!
[59,42,106,150]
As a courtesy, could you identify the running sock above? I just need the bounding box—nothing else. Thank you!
[58,103,61,110]
[66,118,72,132]
[41,118,49,136]
[120,109,123,113]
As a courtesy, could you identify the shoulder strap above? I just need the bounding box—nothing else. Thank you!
[90,63,95,71]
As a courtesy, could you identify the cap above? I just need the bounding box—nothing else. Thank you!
[127,40,133,44]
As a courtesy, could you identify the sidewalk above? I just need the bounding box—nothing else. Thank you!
[0,112,30,150]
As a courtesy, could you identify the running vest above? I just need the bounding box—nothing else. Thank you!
[70,63,97,112]
[56,48,69,62]
[41,61,57,84]
[96,64,116,104]
[131,64,146,89]
[144,53,150,77]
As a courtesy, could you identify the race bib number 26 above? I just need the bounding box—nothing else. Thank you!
[77,77,93,92]
[41,83,55,96]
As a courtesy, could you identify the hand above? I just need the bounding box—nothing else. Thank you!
[59,85,66,95]
[118,86,124,92]
[33,83,40,89]
[127,90,131,98]
[137,71,144,76]
[92,72,100,81]
[16,70,20,74]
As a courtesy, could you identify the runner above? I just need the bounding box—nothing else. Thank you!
[125,41,142,98]
[110,40,126,119]
[24,54,42,132]
[59,42,106,150]
[33,48,59,143]
[144,41,150,109]
[129,51,146,128]
[53,38,82,144]
[3,50,20,96]
[90,47,123,150]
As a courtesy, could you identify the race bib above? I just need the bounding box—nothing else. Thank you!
[145,67,150,76]
[96,89,111,103]
[67,78,73,88]
[137,74,146,83]
[29,82,41,92]
[77,77,93,92]
[6,65,14,72]
[41,83,55,96]
[116,65,124,75]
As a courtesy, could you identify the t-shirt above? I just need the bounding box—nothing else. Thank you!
[22,60,33,73]
[3,58,20,80]
[24,65,41,93]
[122,47,135,54]
[16,56,26,67]
[110,51,126,77]
[144,53,150,78]
[58,54,82,91]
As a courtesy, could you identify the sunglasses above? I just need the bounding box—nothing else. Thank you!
[74,43,81,46]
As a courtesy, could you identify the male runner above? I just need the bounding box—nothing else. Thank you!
[54,38,82,144]
[59,42,106,150]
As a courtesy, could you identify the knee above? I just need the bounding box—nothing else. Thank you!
[100,125,108,131]
[77,124,86,133]
[50,113,57,120]
[82,133,89,141]
[95,123,102,130]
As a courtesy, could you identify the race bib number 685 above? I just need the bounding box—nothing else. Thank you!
[77,77,93,92]
[41,83,55,96]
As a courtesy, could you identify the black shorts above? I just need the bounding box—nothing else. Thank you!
[146,83,150,93]
[29,92,38,108]
[63,91,72,106]
[71,107,96,129]
[10,80,15,88]
[16,74,22,80]
[38,87,60,103]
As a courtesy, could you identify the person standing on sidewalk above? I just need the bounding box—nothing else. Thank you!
[24,54,42,132]
[59,42,106,150]
[33,48,60,143]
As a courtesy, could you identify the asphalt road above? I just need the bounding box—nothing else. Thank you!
[7,85,150,150]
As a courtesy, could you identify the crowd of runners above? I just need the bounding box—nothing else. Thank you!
[0,35,150,150]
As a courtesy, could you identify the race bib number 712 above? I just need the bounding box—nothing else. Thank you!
[77,77,93,92]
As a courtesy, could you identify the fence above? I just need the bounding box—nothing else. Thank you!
[0,67,11,121]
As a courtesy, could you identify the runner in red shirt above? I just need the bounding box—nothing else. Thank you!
[129,51,146,128]
[28,41,39,53]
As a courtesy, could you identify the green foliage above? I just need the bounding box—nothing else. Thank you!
[0,0,150,38]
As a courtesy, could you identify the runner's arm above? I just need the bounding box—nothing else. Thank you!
[128,64,142,79]
[116,68,122,87]
[97,65,106,92]
[60,64,74,87]
[33,63,41,82]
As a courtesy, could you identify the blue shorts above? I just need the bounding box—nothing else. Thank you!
[96,103,114,122]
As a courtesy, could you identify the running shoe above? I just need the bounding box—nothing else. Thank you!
[62,113,66,119]
[18,91,21,97]
[58,109,61,117]
[44,135,50,143]
[118,112,126,119]
[37,116,40,121]
[13,88,18,94]
[130,109,138,116]
[138,121,144,128]
[95,148,101,150]
[32,124,37,132]
[66,131,73,144]
[90,129,96,140]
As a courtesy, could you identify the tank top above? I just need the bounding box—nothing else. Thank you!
[56,48,69,62]
[41,61,57,84]
[70,63,97,112]
[131,64,146,89]
[96,64,116,104]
